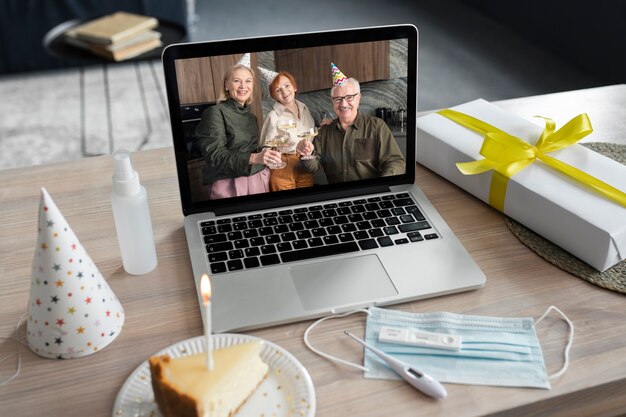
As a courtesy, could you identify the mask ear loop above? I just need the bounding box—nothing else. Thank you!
[535,305,574,381]
[303,308,371,372]
[0,312,28,386]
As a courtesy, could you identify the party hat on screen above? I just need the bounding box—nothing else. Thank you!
[26,188,125,359]
[258,66,278,88]
[238,52,251,68]
[331,62,348,86]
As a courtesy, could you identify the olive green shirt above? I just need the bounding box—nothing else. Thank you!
[195,99,264,185]
[301,112,405,183]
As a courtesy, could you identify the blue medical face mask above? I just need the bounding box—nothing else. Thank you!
[304,306,573,389]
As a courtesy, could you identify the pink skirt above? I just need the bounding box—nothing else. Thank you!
[207,168,270,200]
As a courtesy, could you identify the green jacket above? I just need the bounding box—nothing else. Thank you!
[301,112,405,183]
[195,99,264,185]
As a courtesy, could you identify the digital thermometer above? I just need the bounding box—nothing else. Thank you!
[344,331,447,399]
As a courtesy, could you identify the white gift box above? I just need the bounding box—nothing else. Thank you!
[417,99,626,271]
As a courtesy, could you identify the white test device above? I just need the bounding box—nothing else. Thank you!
[378,326,462,351]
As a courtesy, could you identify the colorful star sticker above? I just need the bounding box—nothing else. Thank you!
[76,326,85,334]
[55,280,64,288]
[85,297,92,304]
[51,295,59,303]
[68,307,76,315]
[54,337,63,345]
[56,318,65,326]
[41,243,48,250]
[46,220,55,227]
[53,264,61,271]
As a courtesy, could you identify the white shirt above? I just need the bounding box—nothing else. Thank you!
[259,99,316,153]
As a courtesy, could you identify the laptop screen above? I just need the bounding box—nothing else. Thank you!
[162,25,417,216]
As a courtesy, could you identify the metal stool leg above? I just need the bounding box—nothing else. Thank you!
[80,66,88,156]
[135,62,152,150]
[103,64,114,155]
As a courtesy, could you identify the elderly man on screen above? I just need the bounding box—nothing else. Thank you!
[297,63,405,183]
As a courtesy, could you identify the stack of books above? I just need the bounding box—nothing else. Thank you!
[64,11,162,61]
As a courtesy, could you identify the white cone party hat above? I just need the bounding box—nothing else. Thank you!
[258,66,279,88]
[237,52,251,68]
[27,188,125,359]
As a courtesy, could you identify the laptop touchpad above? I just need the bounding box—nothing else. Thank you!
[290,254,398,311]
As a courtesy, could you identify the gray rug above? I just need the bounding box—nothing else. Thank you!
[0,60,172,169]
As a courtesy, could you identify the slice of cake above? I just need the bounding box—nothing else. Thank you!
[149,341,269,417]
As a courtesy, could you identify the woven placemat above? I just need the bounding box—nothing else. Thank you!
[504,142,626,294]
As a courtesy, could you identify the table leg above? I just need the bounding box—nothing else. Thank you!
[80,66,88,156]
[80,62,158,156]
[149,60,168,117]
[134,62,152,150]
[103,64,114,155]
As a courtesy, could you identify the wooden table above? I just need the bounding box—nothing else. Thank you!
[1,85,625,417]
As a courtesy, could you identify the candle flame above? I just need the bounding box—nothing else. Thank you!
[200,273,211,305]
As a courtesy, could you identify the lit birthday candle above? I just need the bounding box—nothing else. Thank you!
[200,274,214,370]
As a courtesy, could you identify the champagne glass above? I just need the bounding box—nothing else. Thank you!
[268,118,297,169]
[277,118,297,131]
[264,134,287,169]
[297,127,318,160]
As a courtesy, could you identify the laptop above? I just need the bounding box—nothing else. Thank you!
[162,24,485,332]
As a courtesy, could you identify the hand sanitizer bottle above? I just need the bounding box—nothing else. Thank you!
[110,149,157,275]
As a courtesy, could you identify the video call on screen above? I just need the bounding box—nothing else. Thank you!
[175,38,409,203]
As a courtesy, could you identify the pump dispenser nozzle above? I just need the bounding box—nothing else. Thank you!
[112,150,140,197]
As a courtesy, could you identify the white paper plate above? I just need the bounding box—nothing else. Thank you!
[112,334,315,417]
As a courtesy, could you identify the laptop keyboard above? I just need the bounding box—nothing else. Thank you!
[201,192,439,274]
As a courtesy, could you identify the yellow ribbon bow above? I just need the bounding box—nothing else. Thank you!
[437,109,626,212]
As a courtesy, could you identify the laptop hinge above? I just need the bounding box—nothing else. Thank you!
[212,185,390,217]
